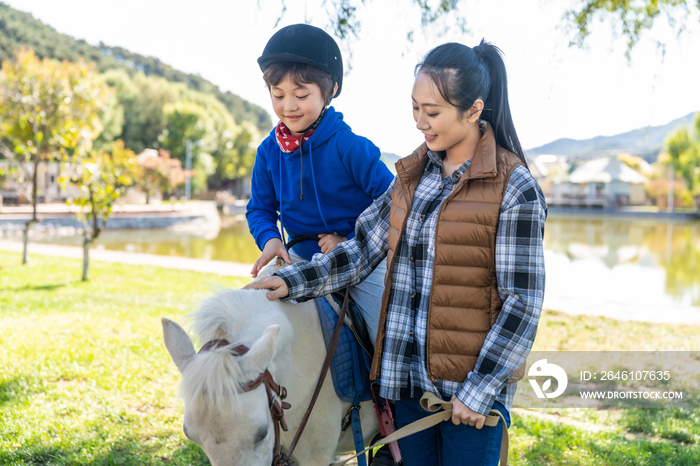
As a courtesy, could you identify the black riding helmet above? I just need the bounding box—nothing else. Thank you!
[258,24,343,98]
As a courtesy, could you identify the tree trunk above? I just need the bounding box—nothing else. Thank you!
[82,236,91,281]
[82,184,104,281]
[23,158,41,265]
[22,222,31,265]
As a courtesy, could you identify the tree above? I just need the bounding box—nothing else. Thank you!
[136,149,187,203]
[646,153,691,209]
[268,0,468,50]
[216,120,258,180]
[159,100,218,195]
[97,70,261,191]
[0,3,271,132]
[65,140,137,281]
[269,1,698,59]
[100,69,178,154]
[271,0,466,40]
[159,101,216,163]
[0,49,111,264]
[565,0,700,59]
[665,113,700,206]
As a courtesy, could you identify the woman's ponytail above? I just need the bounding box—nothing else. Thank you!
[472,40,526,166]
[417,40,528,167]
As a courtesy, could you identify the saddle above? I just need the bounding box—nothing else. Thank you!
[315,293,373,403]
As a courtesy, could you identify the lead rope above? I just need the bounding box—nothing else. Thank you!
[330,391,510,466]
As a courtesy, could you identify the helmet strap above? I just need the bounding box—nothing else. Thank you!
[300,106,328,134]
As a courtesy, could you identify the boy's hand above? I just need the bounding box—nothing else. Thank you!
[251,238,291,278]
[318,233,347,254]
[244,276,289,300]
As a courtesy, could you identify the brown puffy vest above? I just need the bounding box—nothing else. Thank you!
[370,124,526,385]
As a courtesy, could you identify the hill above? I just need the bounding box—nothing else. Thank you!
[526,112,697,161]
[380,152,403,173]
[0,2,271,132]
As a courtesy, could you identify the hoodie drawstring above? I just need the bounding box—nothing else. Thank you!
[298,107,328,200]
[278,150,288,249]
[299,132,308,200]
[308,143,332,234]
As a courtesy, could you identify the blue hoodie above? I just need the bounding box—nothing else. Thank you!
[246,106,395,260]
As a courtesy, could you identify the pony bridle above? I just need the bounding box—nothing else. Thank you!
[197,339,292,465]
[197,290,350,466]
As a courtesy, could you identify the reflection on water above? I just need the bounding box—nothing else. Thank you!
[37,215,263,265]
[34,214,700,308]
[544,217,700,307]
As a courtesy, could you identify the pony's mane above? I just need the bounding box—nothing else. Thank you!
[180,288,293,413]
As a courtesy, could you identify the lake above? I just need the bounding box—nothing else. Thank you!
[31,214,700,319]
[542,215,700,322]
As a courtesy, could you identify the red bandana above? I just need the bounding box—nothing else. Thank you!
[275,121,314,153]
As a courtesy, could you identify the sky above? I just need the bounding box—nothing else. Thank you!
[4,0,700,156]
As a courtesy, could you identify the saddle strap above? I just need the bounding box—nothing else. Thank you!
[330,392,509,466]
[351,394,368,466]
[370,383,402,463]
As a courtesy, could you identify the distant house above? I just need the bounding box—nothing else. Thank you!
[526,154,569,182]
[549,157,647,208]
[0,160,82,205]
[526,154,570,201]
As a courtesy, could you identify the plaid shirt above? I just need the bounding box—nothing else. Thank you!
[277,150,547,416]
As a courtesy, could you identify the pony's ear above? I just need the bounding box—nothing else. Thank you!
[162,318,196,373]
[240,325,280,375]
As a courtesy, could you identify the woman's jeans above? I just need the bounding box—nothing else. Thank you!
[394,395,511,466]
[289,250,386,347]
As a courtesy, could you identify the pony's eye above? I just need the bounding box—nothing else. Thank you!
[253,426,268,446]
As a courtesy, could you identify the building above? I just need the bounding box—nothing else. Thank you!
[548,157,648,208]
[0,160,82,205]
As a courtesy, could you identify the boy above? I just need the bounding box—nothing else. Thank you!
[246,24,394,346]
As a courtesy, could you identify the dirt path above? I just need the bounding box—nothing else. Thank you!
[0,240,253,277]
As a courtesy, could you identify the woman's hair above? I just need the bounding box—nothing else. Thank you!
[263,61,334,105]
[416,40,527,166]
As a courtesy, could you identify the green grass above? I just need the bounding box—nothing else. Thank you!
[1,250,699,465]
[511,412,699,465]
[0,251,247,465]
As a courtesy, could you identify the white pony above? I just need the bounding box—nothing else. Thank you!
[162,285,378,466]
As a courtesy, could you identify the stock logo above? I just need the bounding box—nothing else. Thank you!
[528,359,568,399]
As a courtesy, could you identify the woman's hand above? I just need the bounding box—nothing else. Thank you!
[251,238,291,278]
[244,276,290,301]
[450,395,486,429]
[318,233,347,254]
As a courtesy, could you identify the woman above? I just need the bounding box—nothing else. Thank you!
[246,40,547,466]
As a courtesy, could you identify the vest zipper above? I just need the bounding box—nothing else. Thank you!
[426,175,469,382]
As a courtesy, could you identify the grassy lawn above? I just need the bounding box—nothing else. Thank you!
[1,250,699,465]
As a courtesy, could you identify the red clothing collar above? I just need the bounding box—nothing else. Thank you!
[275,121,314,154]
